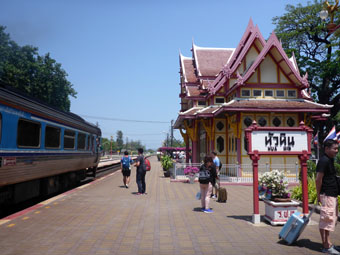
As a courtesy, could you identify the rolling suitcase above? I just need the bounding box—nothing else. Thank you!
[217,187,227,203]
[278,207,314,245]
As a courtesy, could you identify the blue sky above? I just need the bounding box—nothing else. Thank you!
[0,0,311,149]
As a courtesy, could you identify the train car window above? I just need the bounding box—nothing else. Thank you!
[77,133,86,150]
[17,119,41,148]
[0,114,2,143]
[45,126,61,149]
[87,135,90,150]
[64,130,75,149]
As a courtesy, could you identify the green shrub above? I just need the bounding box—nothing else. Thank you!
[299,160,317,181]
[160,155,173,171]
[307,160,316,178]
[291,174,317,204]
[335,153,340,175]
[335,163,340,175]
[291,174,340,212]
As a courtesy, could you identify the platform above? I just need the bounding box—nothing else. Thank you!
[0,157,339,255]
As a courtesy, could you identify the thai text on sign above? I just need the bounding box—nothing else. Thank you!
[251,131,308,152]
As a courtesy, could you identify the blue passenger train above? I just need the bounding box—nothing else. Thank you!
[0,84,101,207]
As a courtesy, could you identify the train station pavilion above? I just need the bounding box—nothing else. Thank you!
[174,19,332,168]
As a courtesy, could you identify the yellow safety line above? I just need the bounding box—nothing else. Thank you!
[76,183,92,189]
[40,194,65,205]
[0,220,10,226]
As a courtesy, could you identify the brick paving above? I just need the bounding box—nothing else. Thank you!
[0,156,339,255]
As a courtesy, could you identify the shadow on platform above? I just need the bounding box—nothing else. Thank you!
[227,215,272,225]
[277,238,322,253]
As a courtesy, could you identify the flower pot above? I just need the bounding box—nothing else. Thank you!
[187,175,195,184]
[263,198,299,225]
[163,168,170,177]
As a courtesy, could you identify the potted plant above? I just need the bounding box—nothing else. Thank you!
[184,166,199,183]
[259,170,299,225]
[161,155,173,177]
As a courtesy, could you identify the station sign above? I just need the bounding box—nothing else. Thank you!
[245,121,313,156]
[244,121,313,223]
[251,131,308,153]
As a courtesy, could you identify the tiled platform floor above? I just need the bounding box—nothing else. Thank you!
[0,156,339,255]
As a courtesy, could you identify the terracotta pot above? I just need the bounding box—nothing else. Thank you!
[273,197,292,202]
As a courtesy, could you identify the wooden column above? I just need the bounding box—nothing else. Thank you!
[251,150,260,224]
[299,151,309,214]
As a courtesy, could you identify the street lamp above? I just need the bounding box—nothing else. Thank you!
[319,0,340,34]
[110,136,113,159]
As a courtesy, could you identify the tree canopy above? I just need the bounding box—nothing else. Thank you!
[162,137,185,148]
[272,0,340,139]
[116,130,124,151]
[0,26,76,112]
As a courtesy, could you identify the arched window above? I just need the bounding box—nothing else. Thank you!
[217,136,224,153]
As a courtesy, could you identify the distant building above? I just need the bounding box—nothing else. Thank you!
[174,19,331,167]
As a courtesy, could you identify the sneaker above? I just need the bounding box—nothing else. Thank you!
[322,245,340,254]
[212,195,217,199]
[126,184,129,189]
[203,209,213,213]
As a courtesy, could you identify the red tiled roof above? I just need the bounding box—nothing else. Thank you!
[182,58,197,83]
[174,99,331,128]
[211,99,332,117]
[194,46,234,77]
[186,86,201,97]
[179,107,203,117]
[197,106,219,115]
[179,99,331,118]
[201,80,212,89]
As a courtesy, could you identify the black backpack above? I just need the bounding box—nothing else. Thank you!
[199,167,211,182]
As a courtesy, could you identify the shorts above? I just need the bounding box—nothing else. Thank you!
[319,194,338,231]
[122,167,131,177]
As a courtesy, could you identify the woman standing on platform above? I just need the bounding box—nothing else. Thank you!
[199,156,217,213]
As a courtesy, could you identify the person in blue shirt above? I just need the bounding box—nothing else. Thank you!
[121,151,133,188]
[211,151,221,199]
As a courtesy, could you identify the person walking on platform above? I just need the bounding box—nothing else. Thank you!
[135,148,146,195]
[121,151,133,188]
[199,156,217,213]
[315,139,339,254]
[211,151,221,199]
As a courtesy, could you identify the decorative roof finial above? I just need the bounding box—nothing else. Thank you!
[207,80,216,95]
[302,72,309,88]
[222,65,232,79]
[236,71,244,85]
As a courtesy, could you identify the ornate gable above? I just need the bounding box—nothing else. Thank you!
[209,19,266,95]
[234,31,309,90]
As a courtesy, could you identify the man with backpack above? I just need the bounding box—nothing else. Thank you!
[211,151,221,199]
[121,151,133,188]
[134,148,147,195]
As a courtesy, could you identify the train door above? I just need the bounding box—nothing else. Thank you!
[94,135,100,163]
